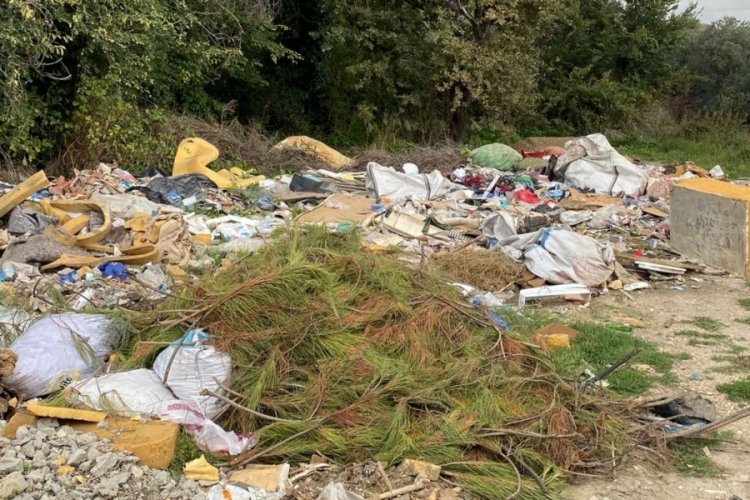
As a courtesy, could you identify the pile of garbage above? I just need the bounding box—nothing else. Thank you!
[0,132,744,498]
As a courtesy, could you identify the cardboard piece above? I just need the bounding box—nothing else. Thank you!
[296,194,376,225]
[559,189,621,211]
[229,464,291,492]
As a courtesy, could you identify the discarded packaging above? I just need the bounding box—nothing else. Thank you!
[72,368,176,416]
[152,330,232,419]
[4,314,114,398]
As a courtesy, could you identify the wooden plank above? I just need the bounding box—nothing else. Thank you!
[0,171,49,218]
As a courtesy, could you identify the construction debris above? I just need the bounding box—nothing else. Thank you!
[1,134,748,498]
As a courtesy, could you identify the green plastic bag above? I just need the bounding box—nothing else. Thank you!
[470,143,522,171]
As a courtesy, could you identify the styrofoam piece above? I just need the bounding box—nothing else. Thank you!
[518,284,591,307]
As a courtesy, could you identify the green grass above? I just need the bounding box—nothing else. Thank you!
[551,322,682,395]
[670,437,725,477]
[685,317,725,332]
[716,378,750,402]
[675,330,729,345]
[616,125,750,179]
[735,317,750,325]
[169,431,221,478]
[738,298,750,311]
[710,355,750,375]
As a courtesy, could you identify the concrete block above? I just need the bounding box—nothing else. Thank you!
[671,178,750,276]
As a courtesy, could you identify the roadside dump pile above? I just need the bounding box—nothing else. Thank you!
[1,134,749,498]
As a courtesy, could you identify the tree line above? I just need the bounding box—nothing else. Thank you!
[2,0,749,169]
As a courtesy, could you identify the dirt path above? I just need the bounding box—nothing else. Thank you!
[567,275,750,499]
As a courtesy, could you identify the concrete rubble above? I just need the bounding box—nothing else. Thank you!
[1,133,749,498]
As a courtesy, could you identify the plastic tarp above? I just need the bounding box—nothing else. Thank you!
[497,228,614,287]
[4,314,114,397]
[554,134,647,197]
[365,162,463,201]
[481,212,517,240]
[152,330,232,420]
[72,368,176,417]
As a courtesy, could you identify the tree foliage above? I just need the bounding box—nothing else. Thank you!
[1,0,727,171]
[676,18,750,117]
[541,0,697,132]
[0,0,289,166]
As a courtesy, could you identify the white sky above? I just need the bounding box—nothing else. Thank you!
[678,0,750,22]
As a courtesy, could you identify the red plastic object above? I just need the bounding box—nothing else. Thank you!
[514,189,541,204]
[521,150,546,159]
[633,250,644,257]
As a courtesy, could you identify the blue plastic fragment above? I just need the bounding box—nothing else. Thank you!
[487,311,511,330]
[99,262,128,281]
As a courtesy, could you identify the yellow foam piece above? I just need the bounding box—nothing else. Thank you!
[173,137,265,189]
[676,177,750,202]
[27,401,106,423]
[184,455,219,481]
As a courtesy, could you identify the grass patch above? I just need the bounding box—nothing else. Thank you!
[735,317,750,325]
[670,438,724,477]
[717,378,750,402]
[675,330,728,341]
[686,317,724,332]
[552,322,680,395]
[169,431,220,478]
[738,298,750,310]
[616,126,750,179]
[709,355,750,375]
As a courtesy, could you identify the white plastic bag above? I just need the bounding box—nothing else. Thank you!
[498,228,614,286]
[4,314,113,397]
[317,483,364,500]
[523,229,614,287]
[72,368,175,416]
[207,484,281,500]
[152,330,232,419]
[154,400,254,456]
[554,134,647,197]
[365,162,462,201]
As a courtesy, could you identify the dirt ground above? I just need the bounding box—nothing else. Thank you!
[567,274,750,500]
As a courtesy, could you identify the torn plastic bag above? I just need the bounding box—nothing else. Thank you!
[154,399,254,456]
[317,483,364,500]
[481,212,517,240]
[4,314,114,398]
[134,174,217,206]
[152,330,232,419]
[498,228,614,287]
[365,162,463,201]
[554,134,647,197]
[207,484,280,500]
[7,206,57,235]
[71,368,175,417]
[91,193,181,219]
[559,210,593,226]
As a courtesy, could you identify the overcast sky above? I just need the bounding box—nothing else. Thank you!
[678,0,750,22]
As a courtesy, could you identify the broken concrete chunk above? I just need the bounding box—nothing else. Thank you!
[398,458,441,481]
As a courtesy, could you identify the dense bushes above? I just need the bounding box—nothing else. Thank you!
[1,0,749,172]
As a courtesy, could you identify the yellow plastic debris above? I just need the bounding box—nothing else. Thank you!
[27,401,106,423]
[272,136,353,171]
[172,138,264,189]
[184,455,219,481]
